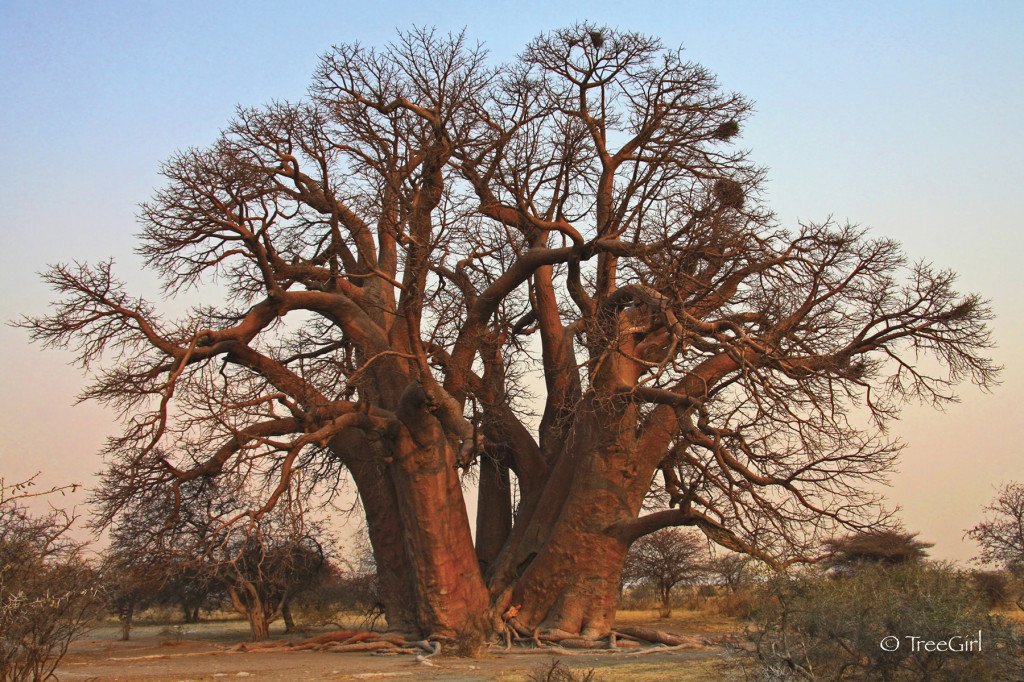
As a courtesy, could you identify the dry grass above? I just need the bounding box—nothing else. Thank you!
[614,608,741,636]
[994,605,1024,623]
[493,658,733,682]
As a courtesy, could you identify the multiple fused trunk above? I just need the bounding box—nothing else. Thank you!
[351,377,672,640]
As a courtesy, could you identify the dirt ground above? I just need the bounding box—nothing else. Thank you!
[54,610,746,681]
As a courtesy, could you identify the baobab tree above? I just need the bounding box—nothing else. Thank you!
[19,25,997,641]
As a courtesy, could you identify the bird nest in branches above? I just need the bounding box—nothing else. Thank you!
[712,119,740,140]
[713,179,745,210]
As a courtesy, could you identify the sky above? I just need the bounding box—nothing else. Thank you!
[1,1,1022,562]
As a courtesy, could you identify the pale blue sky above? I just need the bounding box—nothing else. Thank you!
[2,1,1021,561]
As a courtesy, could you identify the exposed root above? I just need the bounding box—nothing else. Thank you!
[228,630,400,653]
[219,625,718,657]
[322,641,396,653]
[612,626,710,648]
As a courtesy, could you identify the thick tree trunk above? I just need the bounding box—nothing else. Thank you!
[492,390,665,638]
[508,521,630,638]
[389,382,492,637]
[334,434,419,635]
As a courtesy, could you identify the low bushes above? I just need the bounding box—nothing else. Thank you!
[740,562,1024,681]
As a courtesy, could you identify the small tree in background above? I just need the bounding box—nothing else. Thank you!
[706,552,756,593]
[968,482,1024,611]
[0,476,102,681]
[824,529,931,572]
[156,560,223,624]
[972,570,1014,609]
[220,518,329,641]
[99,511,178,640]
[99,488,226,630]
[622,528,707,617]
[98,550,159,641]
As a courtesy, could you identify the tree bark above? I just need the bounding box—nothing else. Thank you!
[340,443,419,634]
[492,389,670,638]
[229,585,276,642]
[387,380,492,637]
[475,454,512,573]
[246,612,271,642]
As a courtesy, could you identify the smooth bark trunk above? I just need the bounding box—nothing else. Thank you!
[331,425,420,634]
[475,454,512,573]
[491,388,667,638]
[389,407,491,636]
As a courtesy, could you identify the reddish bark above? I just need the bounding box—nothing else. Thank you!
[499,403,652,637]
[389,392,491,636]
[475,454,513,573]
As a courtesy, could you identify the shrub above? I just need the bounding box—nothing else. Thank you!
[741,562,1024,681]
[713,587,755,618]
[0,478,102,681]
[527,660,599,682]
[972,570,1013,609]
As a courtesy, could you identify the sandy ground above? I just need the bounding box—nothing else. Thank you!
[54,611,745,681]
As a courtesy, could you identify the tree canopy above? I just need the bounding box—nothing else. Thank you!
[19,24,998,639]
[824,529,933,571]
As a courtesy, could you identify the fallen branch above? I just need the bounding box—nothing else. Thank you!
[109,650,240,661]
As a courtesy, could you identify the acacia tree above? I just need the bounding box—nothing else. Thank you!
[104,477,328,641]
[100,497,224,637]
[623,528,706,617]
[706,553,756,593]
[824,529,932,572]
[158,562,220,624]
[20,25,997,640]
[219,512,329,641]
